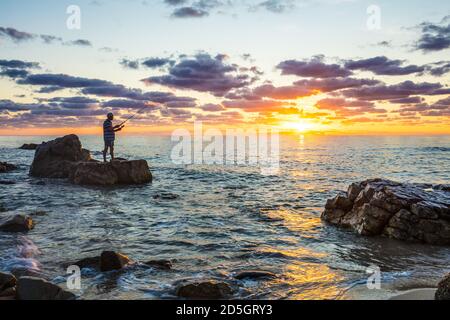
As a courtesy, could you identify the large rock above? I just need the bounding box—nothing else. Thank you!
[322,179,450,245]
[100,251,132,272]
[0,215,35,232]
[69,160,152,186]
[0,162,17,173]
[19,143,40,150]
[234,270,277,280]
[435,273,450,300]
[16,277,75,300]
[176,281,232,299]
[29,134,91,178]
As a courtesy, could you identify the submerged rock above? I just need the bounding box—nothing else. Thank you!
[322,179,450,245]
[16,277,75,300]
[0,180,15,185]
[29,135,91,178]
[144,260,173,270]
[64,256,100,271]
[19,143,40,150]
[100,251,132,272]
[0,215,35,232]
[234,270,277,280]
[70,160,152,186]
[435,273,450,300]
[0,162,17,173]
[176,281,232,299]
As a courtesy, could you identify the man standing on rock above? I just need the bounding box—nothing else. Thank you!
[103,112,124,162]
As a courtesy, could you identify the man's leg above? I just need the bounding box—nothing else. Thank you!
[103,144,108,162]
[110,144,115,161]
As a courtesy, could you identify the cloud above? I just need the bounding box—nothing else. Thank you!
[199,103,226,112]
[414,16,450,52]
[171,6,209,18]
[120,59,140,69]
[0,59,40,69]
[315,98,387,116]
[142,57,175,68]
[0,69,30,79]
[222,99,294,113]
[344,56,425,76]
[164,0,188,5]
[342,81,450,101]
[277,57,352,78]
[142,53,254,96]
[425,61,450,76]
[253,0,295,13]
[0,26,93,47]
[18,73,111,88]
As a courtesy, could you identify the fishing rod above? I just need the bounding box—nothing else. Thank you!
[117,106,149,127]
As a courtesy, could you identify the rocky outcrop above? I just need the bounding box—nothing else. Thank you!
[144,260,172,270]
[0,162,17,173]
[69,160,152,186]
[100,251,132,272]
[16,277,75,300]
[0,215,35,232]
[435,273,450,300]
[19,143,40,150]
[29,135,152,186]
[0,272,16,292]
[29,135,91,178]
[322,179,450,245]
[176,280,232,299]
[234,270,277,280]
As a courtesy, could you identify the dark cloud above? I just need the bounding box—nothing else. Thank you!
[164,0,188,5]
[171,7,209,18]
[277,57,352,78]
[0,69,29,79]
[120,59,140,69]
[0,59,39,69]
[142,57,175,69]
[389,97,424,104]
[255,0,295,13]
[199,103,225,112]
[342,81,450,101]
[344,56,424,76]
[425,61,450,76]
[315,98,387,116]
[415,16,450,52]
[101,99,152,110]
[142,53,253,96]
[18,74,111,88]
[0,26,93,47]
[0,26,34,42]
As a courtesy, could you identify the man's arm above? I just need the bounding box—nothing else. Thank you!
[113,125,124,132]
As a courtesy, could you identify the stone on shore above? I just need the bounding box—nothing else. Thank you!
[0,215,35,232]
[19,143,40,150]
[0,162,17,173]
[100,251,132,272]
[16,277,75,300]
[321,179,450,245]
[29,135,91,178]
[234,270,277,280]
[435,273,450,300]
[70,160,152,186]
[176,281,232,299]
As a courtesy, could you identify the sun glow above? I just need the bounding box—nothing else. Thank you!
[280,120,316,133]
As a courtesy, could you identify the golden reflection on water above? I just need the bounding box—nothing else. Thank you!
[262,208,346,300]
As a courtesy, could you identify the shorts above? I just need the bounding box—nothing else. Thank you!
[104,140,115,147]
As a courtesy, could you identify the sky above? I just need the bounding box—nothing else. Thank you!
[0,0,449,135]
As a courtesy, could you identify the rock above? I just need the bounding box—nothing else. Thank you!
[0,287,16,299]
[0,215,35,232]
[100,251,131,272]
[16,277,75,300]
[321,179,450,245]
[153,193,179,200]
[0,162,17,173]
[19,143,40,150]
[176,281,232,299]
[29,135,91,178]
[0,180,15,185]
[64,256,100,271]
[0,272,16,291]
[70,160,152,186]
[235,270,277,280]
[144,260,172,270]
[435,273,450,300]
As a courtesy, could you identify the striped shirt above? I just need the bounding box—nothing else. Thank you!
[103,119,115,141]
